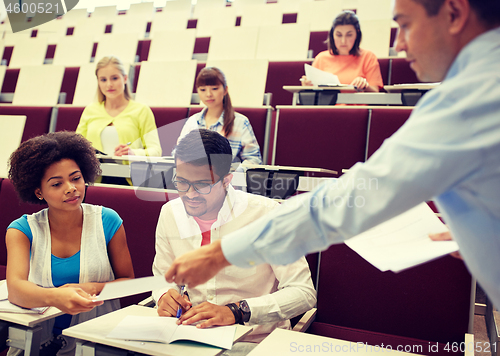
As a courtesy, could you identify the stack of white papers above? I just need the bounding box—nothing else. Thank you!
[304,64,341,86]
[107,315,236,350]
[94,275,168,301]
[345,203,458,272]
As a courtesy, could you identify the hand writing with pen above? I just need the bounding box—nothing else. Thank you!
[156,287,191,318]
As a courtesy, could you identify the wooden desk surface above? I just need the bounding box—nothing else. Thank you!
[63,305,253,356]
[248,329,421,356]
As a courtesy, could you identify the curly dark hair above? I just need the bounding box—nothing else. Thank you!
[8,131,101,204]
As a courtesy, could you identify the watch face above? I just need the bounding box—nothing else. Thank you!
[240,300,250,312]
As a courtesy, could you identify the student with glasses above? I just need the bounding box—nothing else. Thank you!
[152,129,316,355]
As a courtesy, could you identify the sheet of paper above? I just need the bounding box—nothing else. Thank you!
[0,281,8,300]
[304,64,341,86]
[0,300,48,314]
[345,203,458,272]
[107,315,236,350]
[95,276,168,301]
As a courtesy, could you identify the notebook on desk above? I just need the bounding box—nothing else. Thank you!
[107,315,237,350]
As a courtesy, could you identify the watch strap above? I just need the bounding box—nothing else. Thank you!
[225,303,243,325]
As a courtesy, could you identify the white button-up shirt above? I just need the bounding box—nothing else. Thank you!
[152,185,316,342]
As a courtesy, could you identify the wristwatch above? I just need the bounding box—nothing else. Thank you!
[238,300,251,323]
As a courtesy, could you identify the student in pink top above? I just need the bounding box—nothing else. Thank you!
[301,11,384,92]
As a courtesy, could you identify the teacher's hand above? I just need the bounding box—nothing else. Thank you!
[165,240,230,288]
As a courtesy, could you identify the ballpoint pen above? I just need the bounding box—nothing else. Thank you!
[176,285,185,318]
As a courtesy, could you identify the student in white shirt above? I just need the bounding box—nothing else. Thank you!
[152,129,316,348]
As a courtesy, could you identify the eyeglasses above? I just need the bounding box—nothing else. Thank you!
[172,176,222,195]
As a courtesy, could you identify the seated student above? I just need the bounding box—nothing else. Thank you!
[76,56,162,184]
[6,132,134,355]
[178,67,262,165]
[301,11,383,92]
[153,130,316,353]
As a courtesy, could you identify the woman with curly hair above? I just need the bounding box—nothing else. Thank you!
[6,131,134,355]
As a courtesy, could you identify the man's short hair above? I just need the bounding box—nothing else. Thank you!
[175,129,233,179]
[412,0,500,27]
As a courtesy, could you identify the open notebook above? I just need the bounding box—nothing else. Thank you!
[107,315,237,350]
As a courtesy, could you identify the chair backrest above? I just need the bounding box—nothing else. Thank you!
[150,11,190,34]
[205,59,268,107]
[273,107,369,173]
[54,106,85,132]
[358,19,392,58]
[60,8,89,26]
[256,24,310,61]
[13,65,65,106]
[377,58,390,85]
[94,33,139,65]
[354,0,393,20]
[207,26,259,61]
[0,115,26,178]
[0,106,53,142]
[52,35,94,66]
[315,243,471,344]
[297,0,342,32]
[0,65,7,92]
[128,2,155,21]
[265,60,311,106]
[72,63,99,106]
[151,107,190,156]
[0,179,44,267]
[91,5,117,18]
[366,107,413,159]
[148,30,196,62]
[162,0,192,14]
[195,7,237,37]
[135,60,197,107]
[72,17,108,40]
[239,3,283,27]
[84,184,177,306]
[8,37,48,68]
[390,57,420,85]
[110,15,149,38]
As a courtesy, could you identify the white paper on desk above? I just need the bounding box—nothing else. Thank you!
[95,276,168,301]
[0,300,48,314]
[107,315,236,349]
[0,282,8,300]
[345,203,458,273]
[304,64,341,86]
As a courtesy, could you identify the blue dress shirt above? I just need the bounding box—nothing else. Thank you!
[221,27,500,307]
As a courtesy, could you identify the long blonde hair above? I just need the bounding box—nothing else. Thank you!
[95,56,132,103]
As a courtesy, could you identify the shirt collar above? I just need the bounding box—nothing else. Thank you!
[198,108,225,129]
[445,27,500,81]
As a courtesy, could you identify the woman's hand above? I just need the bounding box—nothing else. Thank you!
[114,144,133,156]
[350,77,370,91]
[300,76,313,86]
[52,286,103,315]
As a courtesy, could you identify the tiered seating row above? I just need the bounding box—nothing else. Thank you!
[1,104,413,171]
[0,58,417,108]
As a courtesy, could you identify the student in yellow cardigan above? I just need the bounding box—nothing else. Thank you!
[76,56,162,184]
[76,56,162,157]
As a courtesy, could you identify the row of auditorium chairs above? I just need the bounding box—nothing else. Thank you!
[0,20,396,67]
[0,104,415,174]
[0,58,419,107]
